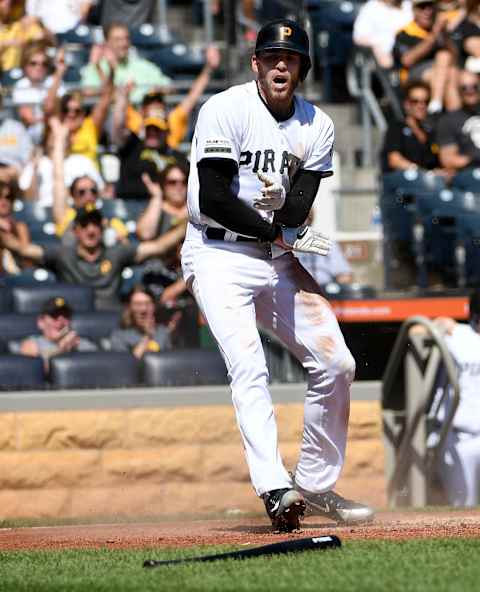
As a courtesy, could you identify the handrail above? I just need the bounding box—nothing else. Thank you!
[382,315,460,502]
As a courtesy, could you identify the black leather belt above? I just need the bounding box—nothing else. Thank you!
[205,227,258,242]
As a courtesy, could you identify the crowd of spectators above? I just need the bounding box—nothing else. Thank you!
[0,1,226,361]
[353,0,480,288]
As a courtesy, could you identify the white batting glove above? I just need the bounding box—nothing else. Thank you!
[254,171,286,211]
[281,225,332,256]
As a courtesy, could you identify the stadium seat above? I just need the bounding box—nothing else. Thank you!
[142,349,228,387]
[71,311,120,344]
[49,352,140,388]
[139,43,204,77]
[12,284,95,313]
[450,167,480,193]
[129,23,172,49]
[0,355,45,390]
[308,0,362,100]
[56,24,97,46]
[380,171,448,242]
[120,265,148,298]
[4,268,57,286]
[0,285,12,312]
[1,67,22,86]
[63,65,82,84]
[13,201,52,227]
[0,313,38,344]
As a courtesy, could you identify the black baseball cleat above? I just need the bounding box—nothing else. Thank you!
[295,487,375,524]
[262,488,306,532]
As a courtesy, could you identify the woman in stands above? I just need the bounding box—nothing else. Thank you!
[136,163,189,241]
[12,41,66,144]
[136,164,190,311]
[18,113,105,207]
[0,179,30,275]
[109,284,173,359]
[48,115,127,247]
[49,47,115,166]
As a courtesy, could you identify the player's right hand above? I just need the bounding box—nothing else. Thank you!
[254,171,286,211]
[280,225,332,256]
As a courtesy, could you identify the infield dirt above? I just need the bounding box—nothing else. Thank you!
[0,510,479,551]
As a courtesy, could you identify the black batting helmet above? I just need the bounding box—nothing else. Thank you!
[255,19,312,81]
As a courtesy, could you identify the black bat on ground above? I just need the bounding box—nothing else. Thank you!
[143,535,341,568]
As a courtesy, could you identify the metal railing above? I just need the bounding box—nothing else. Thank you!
[382,315,460,507]
[346,47,404,167]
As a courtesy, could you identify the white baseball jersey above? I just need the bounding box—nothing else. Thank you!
[435,323,480,434]
[187,80,334,230]
[181,78,354,500]
[431,323,480,506]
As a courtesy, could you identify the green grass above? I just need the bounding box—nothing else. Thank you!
[1,538,479,592]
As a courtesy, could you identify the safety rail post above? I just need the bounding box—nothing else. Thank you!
[382,316,460,508]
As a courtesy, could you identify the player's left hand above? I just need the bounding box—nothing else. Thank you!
[254,172,286,211]
[279,225,332,256]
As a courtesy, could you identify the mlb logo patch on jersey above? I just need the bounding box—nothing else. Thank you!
[204,138,233,155]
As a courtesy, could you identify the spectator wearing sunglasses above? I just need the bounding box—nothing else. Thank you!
[393,0,460,113]
[437,69,480,173]
[136,164,190,310]
[19,115,105,208]
[49,115,127,246]
[382,79,449,174]
[0,205,188,310]
[15,296,97,370]
[381,79,451,289]
[12,41,66,145]
[54,49,115,166]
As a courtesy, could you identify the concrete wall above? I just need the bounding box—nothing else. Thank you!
[0,400,385,519]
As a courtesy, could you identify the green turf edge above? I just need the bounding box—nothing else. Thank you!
[1,537,479,592]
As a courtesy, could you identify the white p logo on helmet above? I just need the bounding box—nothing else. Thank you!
[280,26,292,39]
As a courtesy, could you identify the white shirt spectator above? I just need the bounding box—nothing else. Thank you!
[13,75,66,144]
[295,241,353,286]
[25,0,87,34]
[19,154,105,208]
[353,0,412,65]
[0,119,33,173]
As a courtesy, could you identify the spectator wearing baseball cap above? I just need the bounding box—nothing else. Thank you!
[0,205,187,310]
[48,117,127,246]
[15,296,97,369]
[113,106,188,201]
[123,45,222,150]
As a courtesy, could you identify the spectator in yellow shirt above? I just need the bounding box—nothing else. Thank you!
[54,56,114,165]
[125,45,221,149]
[0,1,53,71]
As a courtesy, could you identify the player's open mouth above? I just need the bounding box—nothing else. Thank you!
[272,75,288,90]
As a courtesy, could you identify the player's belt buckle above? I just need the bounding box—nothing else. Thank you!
[204,227,257,243]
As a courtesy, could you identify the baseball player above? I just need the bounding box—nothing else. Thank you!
[181,19,375,531]
[426,291,480,507]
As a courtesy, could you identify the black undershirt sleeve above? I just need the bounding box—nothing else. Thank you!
[198,158,280,242]
[273,169,323,227]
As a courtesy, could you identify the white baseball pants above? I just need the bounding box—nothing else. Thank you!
[436,429,480,507]
[182,237,356,496]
